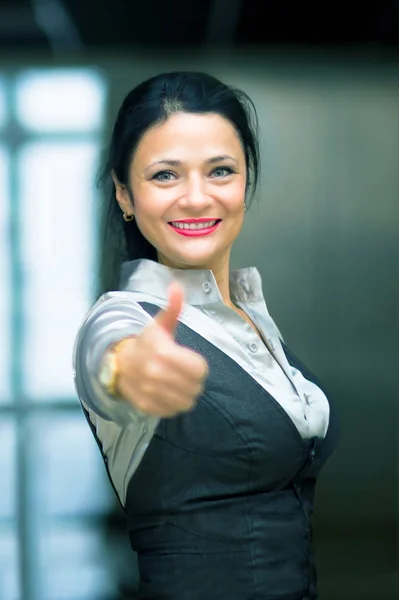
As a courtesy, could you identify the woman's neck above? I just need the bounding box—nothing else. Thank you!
[212,265,233,307]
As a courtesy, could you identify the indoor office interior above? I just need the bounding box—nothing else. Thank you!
[0,2,398,599]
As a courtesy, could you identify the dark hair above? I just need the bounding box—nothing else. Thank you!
[98,71,260,292]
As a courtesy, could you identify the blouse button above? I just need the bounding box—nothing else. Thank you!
[202,281,212,293]
[249,342,258,353]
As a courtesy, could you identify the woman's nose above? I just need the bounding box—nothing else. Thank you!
[179,175,210,207]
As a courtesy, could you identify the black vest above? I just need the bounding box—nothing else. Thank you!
[124,302,339,600]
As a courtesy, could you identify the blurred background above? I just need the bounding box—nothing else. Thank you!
[0,1,398,599]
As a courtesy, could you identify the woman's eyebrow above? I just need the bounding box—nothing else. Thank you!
[144,159,181,173]
[207,155,238,164]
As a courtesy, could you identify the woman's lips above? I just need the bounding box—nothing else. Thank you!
[168,219,222,237]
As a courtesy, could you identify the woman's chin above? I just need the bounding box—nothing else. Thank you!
[158,249,221,271]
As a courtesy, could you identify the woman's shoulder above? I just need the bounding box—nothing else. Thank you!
[78,290,153,333]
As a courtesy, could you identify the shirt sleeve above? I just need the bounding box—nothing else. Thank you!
[72,292,155,426]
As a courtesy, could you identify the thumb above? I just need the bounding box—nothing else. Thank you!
[154,281,184,337]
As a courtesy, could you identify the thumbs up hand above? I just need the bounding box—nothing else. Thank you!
[112,282,209,418]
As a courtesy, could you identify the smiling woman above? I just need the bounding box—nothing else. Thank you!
[112,111,247,280]
[73,71,339,600]
[98,71,259,293]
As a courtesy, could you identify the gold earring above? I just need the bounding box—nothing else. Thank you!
[123,213,134,222]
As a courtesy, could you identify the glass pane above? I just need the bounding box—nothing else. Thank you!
[19,141,98,399]
[15,69,106,132]
[39,523,116,600]
[0,145,10,401]
[0,419,16,518]
[0,525,20,600]
[0,77,6,128]
[31,414,113,517]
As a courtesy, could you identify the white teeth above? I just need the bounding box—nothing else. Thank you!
[171,220,218,230]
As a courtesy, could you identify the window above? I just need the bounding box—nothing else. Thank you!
[0,68,116,600]
[0,143,11,401]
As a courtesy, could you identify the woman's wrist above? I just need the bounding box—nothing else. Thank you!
[98,336,135,397]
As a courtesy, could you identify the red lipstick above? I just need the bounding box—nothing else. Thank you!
[168,218,222,237]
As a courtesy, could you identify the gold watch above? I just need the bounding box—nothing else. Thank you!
[98,338,133,397]
[98,346,120,397]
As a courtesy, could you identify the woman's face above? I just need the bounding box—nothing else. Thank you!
[115,111,247,271]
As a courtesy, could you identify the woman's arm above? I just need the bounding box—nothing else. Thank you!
[74,285,208,425]
[73,293,153,425]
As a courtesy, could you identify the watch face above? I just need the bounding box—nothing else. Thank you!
[99,356,113,388]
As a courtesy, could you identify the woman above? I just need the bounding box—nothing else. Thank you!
[73,71,339,600]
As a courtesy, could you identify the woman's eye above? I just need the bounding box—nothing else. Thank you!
[211,166,234,178]
[152,170,176,182]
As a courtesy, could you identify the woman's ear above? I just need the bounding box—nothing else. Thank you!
[112,170,134,215]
